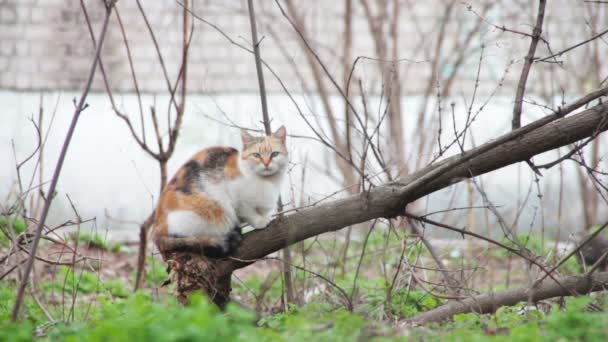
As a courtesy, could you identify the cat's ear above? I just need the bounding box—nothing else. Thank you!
[272,125,286,143]
[241,129,254,146]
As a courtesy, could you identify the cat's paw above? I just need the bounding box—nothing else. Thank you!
[252,215,272,229]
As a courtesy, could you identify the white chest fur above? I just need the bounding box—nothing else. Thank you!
[229,174,282,219]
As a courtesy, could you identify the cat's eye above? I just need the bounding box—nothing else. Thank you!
[252,152,262,159]
[270,151,280,158]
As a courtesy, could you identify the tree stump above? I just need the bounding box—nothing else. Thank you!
[156,238,234,307]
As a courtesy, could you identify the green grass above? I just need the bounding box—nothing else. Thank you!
[68,231,124,253]
[141,256,168,286]
[2,228,607,341]
[3,281,607,342]
[0,216,26,247]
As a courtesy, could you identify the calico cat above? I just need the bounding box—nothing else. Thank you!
[153,126,288,258]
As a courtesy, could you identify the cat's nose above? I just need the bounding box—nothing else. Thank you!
[262,159,271,167]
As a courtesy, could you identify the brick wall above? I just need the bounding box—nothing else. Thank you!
[0,0,604,95]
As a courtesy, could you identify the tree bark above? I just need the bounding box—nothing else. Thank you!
[163,252,232,307]
[156,101,608,305]
[402,271,608,326]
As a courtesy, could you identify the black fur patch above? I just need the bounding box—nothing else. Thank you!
[202,244,229,258]
[201,227,242,259]
[226,226,243,254]
[201,147,238,171]
[177,160,201,194]
[164,240,226,258]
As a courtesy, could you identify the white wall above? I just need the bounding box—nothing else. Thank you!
[1,90,600,241]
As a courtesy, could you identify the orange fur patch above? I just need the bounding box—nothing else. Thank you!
[241,136,287,165]
[153,189,226,237]
[167,167,188,192]
[190,149,210,163]
[224,153,241,179]
[153,146,242,238]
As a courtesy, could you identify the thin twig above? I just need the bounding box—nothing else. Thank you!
[537,27,608,62]
[533,221,608,286]
[247,0,271,134]
[403,212,572,295]
[512,0,546,130]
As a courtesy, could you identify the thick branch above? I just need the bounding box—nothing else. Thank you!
[403,271,608,325]
[158,101,608,274]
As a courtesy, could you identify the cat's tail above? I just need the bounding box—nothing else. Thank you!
[153,226,242,259]
[202,226,242,258]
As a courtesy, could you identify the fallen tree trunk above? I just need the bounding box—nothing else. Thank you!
[403,271,608,326]
[157,100,608,305]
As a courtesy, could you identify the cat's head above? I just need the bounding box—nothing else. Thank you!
[240,126,288,177]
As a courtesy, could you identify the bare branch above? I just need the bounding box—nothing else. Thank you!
[512,0,546,130]
[403,271,608,325]
[247,0,271,135]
